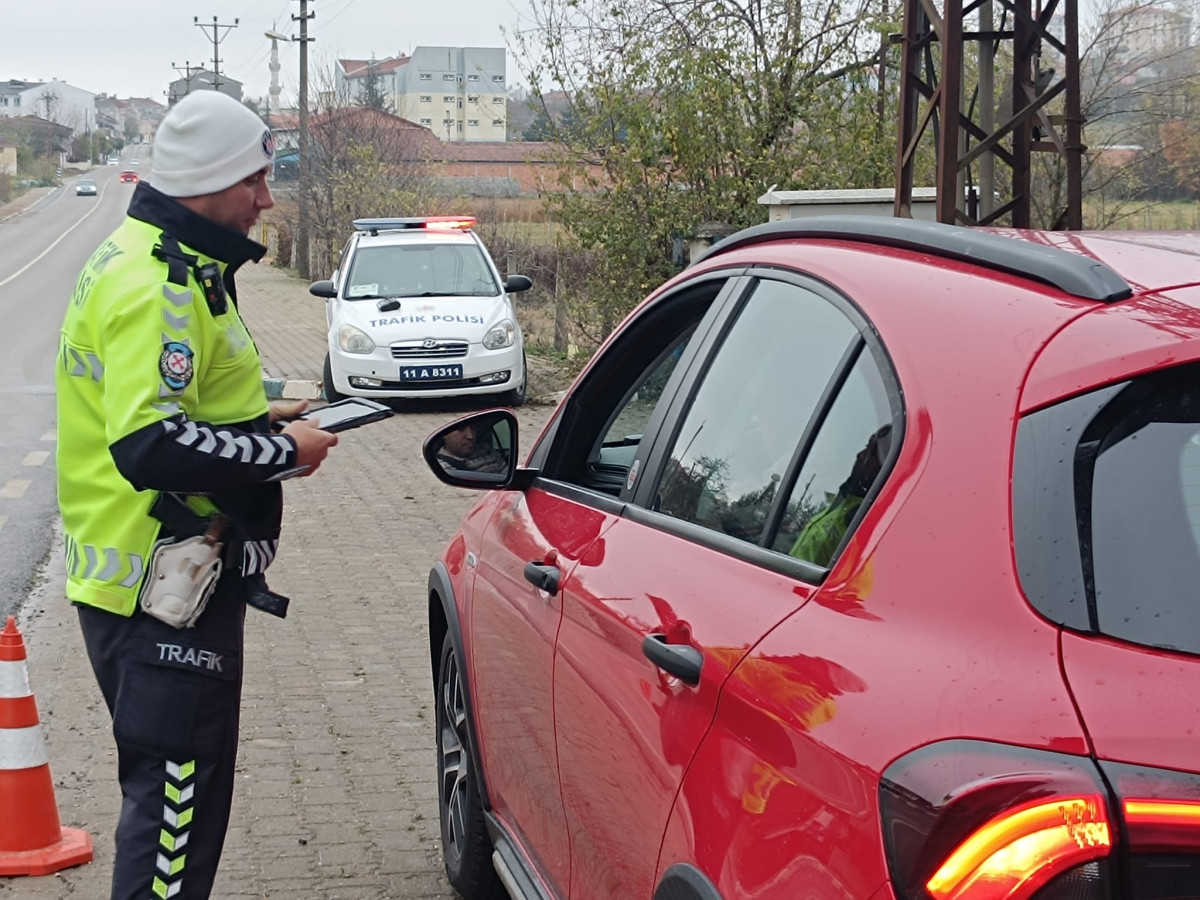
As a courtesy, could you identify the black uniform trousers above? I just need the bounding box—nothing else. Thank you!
[77,574,247,900]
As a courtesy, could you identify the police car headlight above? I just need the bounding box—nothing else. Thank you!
[483,320,515,351]
[338,324,375,354]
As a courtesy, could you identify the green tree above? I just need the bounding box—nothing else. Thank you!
[523,108,556,142]
[511,0,892,338]
[70,131,93,163]
[357,59,393,113]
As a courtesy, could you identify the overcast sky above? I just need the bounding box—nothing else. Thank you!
[1,0,1127,107]
[2,0,532,104]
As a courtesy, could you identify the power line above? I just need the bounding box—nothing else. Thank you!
[321,0,357,29]
[169,60,205,105]
[194,15,240,91]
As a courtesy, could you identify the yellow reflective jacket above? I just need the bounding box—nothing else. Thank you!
[57,184,297,615]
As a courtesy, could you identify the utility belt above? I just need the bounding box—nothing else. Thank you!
[140,493,290,628]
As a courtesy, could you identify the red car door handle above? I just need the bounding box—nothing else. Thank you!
[523,562,561,595]
[642,634,703,686]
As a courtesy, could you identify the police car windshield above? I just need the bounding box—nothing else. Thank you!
[345,243,499,300]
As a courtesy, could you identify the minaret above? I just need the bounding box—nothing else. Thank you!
[265,29,288,114]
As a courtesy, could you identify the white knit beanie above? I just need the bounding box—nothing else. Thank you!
[150,91,275,197]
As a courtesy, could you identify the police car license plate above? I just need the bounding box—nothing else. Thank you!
[400,364,463,381]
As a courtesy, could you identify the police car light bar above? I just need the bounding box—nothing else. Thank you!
[352,216,477,236]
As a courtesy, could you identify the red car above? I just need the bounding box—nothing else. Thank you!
[119,170,139,184]
[422,217,1200,900]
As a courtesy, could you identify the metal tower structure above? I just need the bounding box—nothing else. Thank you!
[894,0,1083,229]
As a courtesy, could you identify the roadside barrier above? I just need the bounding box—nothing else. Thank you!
[0,615,92,876]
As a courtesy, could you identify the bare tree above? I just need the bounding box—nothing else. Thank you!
[36,89,62,125]
[508,0,889,335]
[1037,0,1200,227]
[292,58,439,276]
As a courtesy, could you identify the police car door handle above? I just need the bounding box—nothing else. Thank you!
[642,634,703,686]
[523,561,561,596]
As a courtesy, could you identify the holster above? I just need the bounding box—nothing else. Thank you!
[140,532,224,629]
[146,493,290,622]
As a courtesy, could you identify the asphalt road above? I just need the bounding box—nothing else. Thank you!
[0,161,146,617]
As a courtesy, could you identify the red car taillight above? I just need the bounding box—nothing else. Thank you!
[1101,761,1200,899]
[924,795,1110,899]
[880,741,1117,900]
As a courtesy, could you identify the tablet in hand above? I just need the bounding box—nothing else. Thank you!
[296,398,394,433]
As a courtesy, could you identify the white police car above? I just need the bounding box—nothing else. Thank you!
[310,217,531,406]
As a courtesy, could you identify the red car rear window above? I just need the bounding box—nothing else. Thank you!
[1013,363,1200,655]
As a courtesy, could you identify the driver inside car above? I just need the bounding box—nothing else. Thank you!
[436,422,510,475]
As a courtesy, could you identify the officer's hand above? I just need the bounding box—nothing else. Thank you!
[269,399,308,424]
[282,418,339,473]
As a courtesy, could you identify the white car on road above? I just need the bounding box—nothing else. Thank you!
[310,217,531,406]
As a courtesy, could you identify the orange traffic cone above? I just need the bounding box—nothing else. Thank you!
[0,615,92,876]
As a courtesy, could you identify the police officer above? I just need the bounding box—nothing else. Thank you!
[56,91,339,900]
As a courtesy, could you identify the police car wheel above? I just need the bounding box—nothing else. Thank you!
[322,353,347,403]
[436,632,506,898]
[500,352,527,408]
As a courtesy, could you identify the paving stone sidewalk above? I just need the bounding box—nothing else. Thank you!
[4,260,556,899]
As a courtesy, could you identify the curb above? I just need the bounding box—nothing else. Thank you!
[262,377,322,401]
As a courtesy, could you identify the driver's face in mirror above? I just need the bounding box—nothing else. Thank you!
[436,416,511,476]
[442,423,479,459]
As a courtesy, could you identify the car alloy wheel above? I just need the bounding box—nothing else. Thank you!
[436,632,504,898]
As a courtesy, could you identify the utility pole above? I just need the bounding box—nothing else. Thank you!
[293,0,314,278]
[194,15,239,92]
[170,60,201,105]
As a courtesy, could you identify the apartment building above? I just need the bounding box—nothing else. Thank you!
[336,46,507,142]
[0,78,96,134]
[1097,2,1193,68]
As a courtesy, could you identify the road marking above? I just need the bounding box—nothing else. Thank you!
[0,480,31,498]
[40,429,56,442]
[22,451,49,466]
[0,182,107,289]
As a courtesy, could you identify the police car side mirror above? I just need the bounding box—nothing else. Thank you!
[309,280,337,299]
[504,274,533,294]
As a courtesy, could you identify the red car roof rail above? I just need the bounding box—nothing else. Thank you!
[694,215,1134,303]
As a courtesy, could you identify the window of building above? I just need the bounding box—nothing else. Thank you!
[492,75,504,82]
[420,73,432,81]
[443,96,455,103]
[419,118,432,126]
[468,119,479,126]
[468,95,479,102]
[493,97,504,104]
[458,99,463,109]
[457,122,463,131]
[443,74,456,81]
[420,95,431,103]
[443,118,454,125]
[492,119,503,126]
[468,74,480,81]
